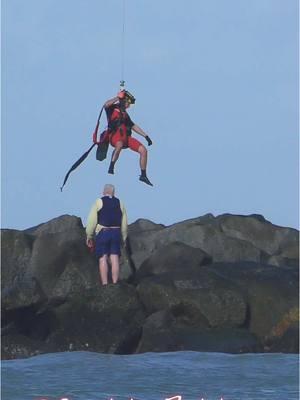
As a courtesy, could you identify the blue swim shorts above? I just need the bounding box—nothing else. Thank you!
[95,228,121,258]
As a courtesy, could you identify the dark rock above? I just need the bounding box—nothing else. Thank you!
[44,283,146,354]
[128,214,299,270]
[137,268,247,328]
[28,230,97,298]
[217,214,299,257]
[24,214,83,236]
[136,307,261,354]
[1,213,299,358]
[268,323,299,353]
[128,215,267,269]
[1,229,43,309]
[279,242,299,260]
[266,241,299,268]
[1,229,34,290]
[128,218,165,235]
[1,275,46,311]
[266,254,299,268]
[136,241,212,280]
[1,216,98,311]
[1,334,48,360]
[208,262,299,348]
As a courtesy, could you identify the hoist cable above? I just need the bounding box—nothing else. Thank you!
[120,0,126,87]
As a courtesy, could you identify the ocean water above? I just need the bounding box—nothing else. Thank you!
[1,351,299,400]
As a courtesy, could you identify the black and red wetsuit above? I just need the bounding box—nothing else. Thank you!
[105,104,142,152]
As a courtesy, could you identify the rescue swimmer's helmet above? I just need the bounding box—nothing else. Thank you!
[124,90,135,105]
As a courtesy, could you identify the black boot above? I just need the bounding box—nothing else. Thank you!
[108,161,115,174]
[139,170,153,186]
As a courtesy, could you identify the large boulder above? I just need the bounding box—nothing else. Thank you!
[137,268,247,328]
[136,307,261,354]
[24,214,82,235]
[1,229,43,310]
[42,283,146,355]
[2,215,98,312]
[1,214,101,357]
[217,214,299,257]
[209,262,299,349]
[136,241,212,280]
[128,218,165,235]
[135,255,298,353]
[28,229,97,298]
[2,283,146,359]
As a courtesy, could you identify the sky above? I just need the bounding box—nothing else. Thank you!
[2,0,299,230]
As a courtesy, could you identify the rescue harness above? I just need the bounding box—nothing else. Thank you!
[60,90,135,191]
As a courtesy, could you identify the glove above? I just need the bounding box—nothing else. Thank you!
[145,135,152,146]
[118,90,125,99]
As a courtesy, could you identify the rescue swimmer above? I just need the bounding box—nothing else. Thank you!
[102,90,153,186]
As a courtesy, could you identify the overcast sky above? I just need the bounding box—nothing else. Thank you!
[2,0,299,230]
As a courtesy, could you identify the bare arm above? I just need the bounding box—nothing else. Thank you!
[103,96,119,109]
[132,124,147,138]
[132,124,153,146]
[131,124,152,146]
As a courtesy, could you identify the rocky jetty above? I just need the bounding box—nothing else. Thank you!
[1,213,299,359]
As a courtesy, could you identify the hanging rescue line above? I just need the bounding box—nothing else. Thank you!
[60,106,104,191]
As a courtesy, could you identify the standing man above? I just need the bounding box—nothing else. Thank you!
[86,184,128,285]
[103,90,153,186]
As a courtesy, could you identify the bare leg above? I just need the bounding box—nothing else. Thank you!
[108,141,123,174]
[99,255,108,285]
[138,144,153,185]
[111,141,123,163]
[138,144,147,170]
[110,254,120,284]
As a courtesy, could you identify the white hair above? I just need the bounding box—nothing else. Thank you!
[103,184,115,196]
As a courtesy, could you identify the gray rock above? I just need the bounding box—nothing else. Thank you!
[136,241,212,280]
[45,283,146,354]
[128,216,267,269]
[136,307,261,354]
[1,213,298,358]
[137,268,247,328]
[1,334,47,360]
[1,229,33,289]
[217,214,299,256]
[128,218,165,235]
[208,262,299,342]
[24,214,83,236]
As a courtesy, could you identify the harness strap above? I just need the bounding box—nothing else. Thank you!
[108,107,131,137]
[60,107,105,191]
